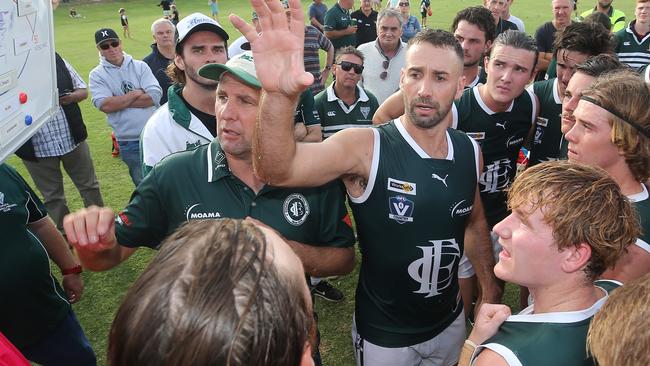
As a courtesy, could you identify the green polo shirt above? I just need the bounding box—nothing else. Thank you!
[115,140,355,250]
[315,84,378,139]
[0,163,70,349]
[324,3,356,49]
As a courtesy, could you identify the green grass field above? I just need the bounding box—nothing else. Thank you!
[6,0,637,364]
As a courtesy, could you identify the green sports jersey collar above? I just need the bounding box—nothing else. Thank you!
[206,140,230,182]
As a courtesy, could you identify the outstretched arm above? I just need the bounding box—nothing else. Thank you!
[373,90,404,124]
[231,0,371,187]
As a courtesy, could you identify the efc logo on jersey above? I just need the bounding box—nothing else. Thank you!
[388,195,414,224]
[407,239,461,298]
[283,194,310,226]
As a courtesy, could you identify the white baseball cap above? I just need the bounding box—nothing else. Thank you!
[198,51,260,88]
[176,12,229,47]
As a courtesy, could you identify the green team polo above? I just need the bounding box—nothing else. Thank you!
[314,84,379,139]
[630,185,650,254]
[454,86,535,228]
[350,119,479,347]
[115,140,354,250]
[614,21,650,70]
[529,78,563,166]
[473,282,617,366]
[0,164,70,349]
[323,2,356,49]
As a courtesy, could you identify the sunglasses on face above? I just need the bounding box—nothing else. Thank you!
[99,41,120,50]
[338,61,364,74]
[399,2,410,6]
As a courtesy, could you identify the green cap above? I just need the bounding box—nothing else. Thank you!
[198,51,260,88]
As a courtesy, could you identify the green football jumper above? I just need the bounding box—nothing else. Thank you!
[472,283,616,366]
[314,84,379,139]
[323,2,356,49]
[115,140,355,250]
[529,78,563,166]
[350,118,480,347]
[614,21,650,69]
[0,164,70,349]
[454,86,536,228]
[629,184,650,254]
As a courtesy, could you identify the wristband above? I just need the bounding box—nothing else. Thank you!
[464,339,478,350]
[62,264,83,276]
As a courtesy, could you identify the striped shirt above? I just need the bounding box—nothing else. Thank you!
[304,25,333,94]
[615,21,650,69]
[31,59,85,157]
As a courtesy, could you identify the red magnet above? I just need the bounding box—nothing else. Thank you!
[19,92,27,104]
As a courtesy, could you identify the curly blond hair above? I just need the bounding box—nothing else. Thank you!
[508,161,640,280]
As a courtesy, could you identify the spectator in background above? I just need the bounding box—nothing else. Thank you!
[398,1,421,43]
[614,0,650,70]
[309,0,328,32]
[501,0,525,32]
[143,18,175,105]
[170,4,179,25]
[119,8,131,39]
[141,13,228,174]
[351,0,378,46]
[324,0,357,50]
[89,28,161,186]
[357,8,406,104]
[158,0,172,18]
[0,163,96,366]
[209,0,219,21]
[16,53,104,233]
[304,23,334,94]
[314,46,379,139]
[580,0,626,33]
[108,219,317,366]
[584,11,612,31]
[535,0,573,80]
[420,0,431,28]
[484,0,518,37]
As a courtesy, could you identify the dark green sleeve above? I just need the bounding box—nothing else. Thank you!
[301,89,320,126]
[368,91,380,120]
[316,180,356,248]
[115,166,169,249]
[3,164,47,223]
[323,9,338,31]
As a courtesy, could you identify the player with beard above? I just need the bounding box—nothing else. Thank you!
[231,1,501,363]
[140,13,229,175]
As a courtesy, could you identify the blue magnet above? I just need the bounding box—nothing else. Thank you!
[25,115,33,125]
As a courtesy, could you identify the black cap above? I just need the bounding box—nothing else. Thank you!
[95,28,120,45]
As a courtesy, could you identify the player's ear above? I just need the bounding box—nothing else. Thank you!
[456,75,466,99]
[561,242,592,274]
[300,342,315,366]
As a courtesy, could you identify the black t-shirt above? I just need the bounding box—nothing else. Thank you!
[496,18,519,37]
[178,93,217,138]
[351,9,378,47]
[535,21,557,53]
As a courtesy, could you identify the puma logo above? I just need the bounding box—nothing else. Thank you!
[431,173,448,187]
[496,121,507,129]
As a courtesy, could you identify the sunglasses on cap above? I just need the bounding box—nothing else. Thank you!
[99,41,120,50]
[337,61,364,74]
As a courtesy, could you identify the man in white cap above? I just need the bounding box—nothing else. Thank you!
[140,13,229,175]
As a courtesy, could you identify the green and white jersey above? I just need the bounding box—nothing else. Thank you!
[528,78,563,166]
[614,21,650,69]
[472,284,615,366]
[295,89,320,127]
[0,164,70,349]
[467,67,487,89]
[628,184,650,254]
[115,140,355,250]
[642,63,650,82]
[453,86,536,228]
[314,83,379,139]
[350,118,480,347]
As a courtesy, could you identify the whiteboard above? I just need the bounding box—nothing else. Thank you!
[0,0,57,162]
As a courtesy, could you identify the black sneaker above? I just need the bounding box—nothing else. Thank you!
[311,281,344,302]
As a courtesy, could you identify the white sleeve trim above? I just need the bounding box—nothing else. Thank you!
[525,87,537,125]
[469,136,480,181]
[474,343,523,366]
[349,128,380,204]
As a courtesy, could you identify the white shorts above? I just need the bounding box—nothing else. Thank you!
[457,231,502,278]
[351,312,465,366]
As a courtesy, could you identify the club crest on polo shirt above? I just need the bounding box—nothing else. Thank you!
[360,106,370,119]
[388,195,414,224]
[283,194,310,226]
